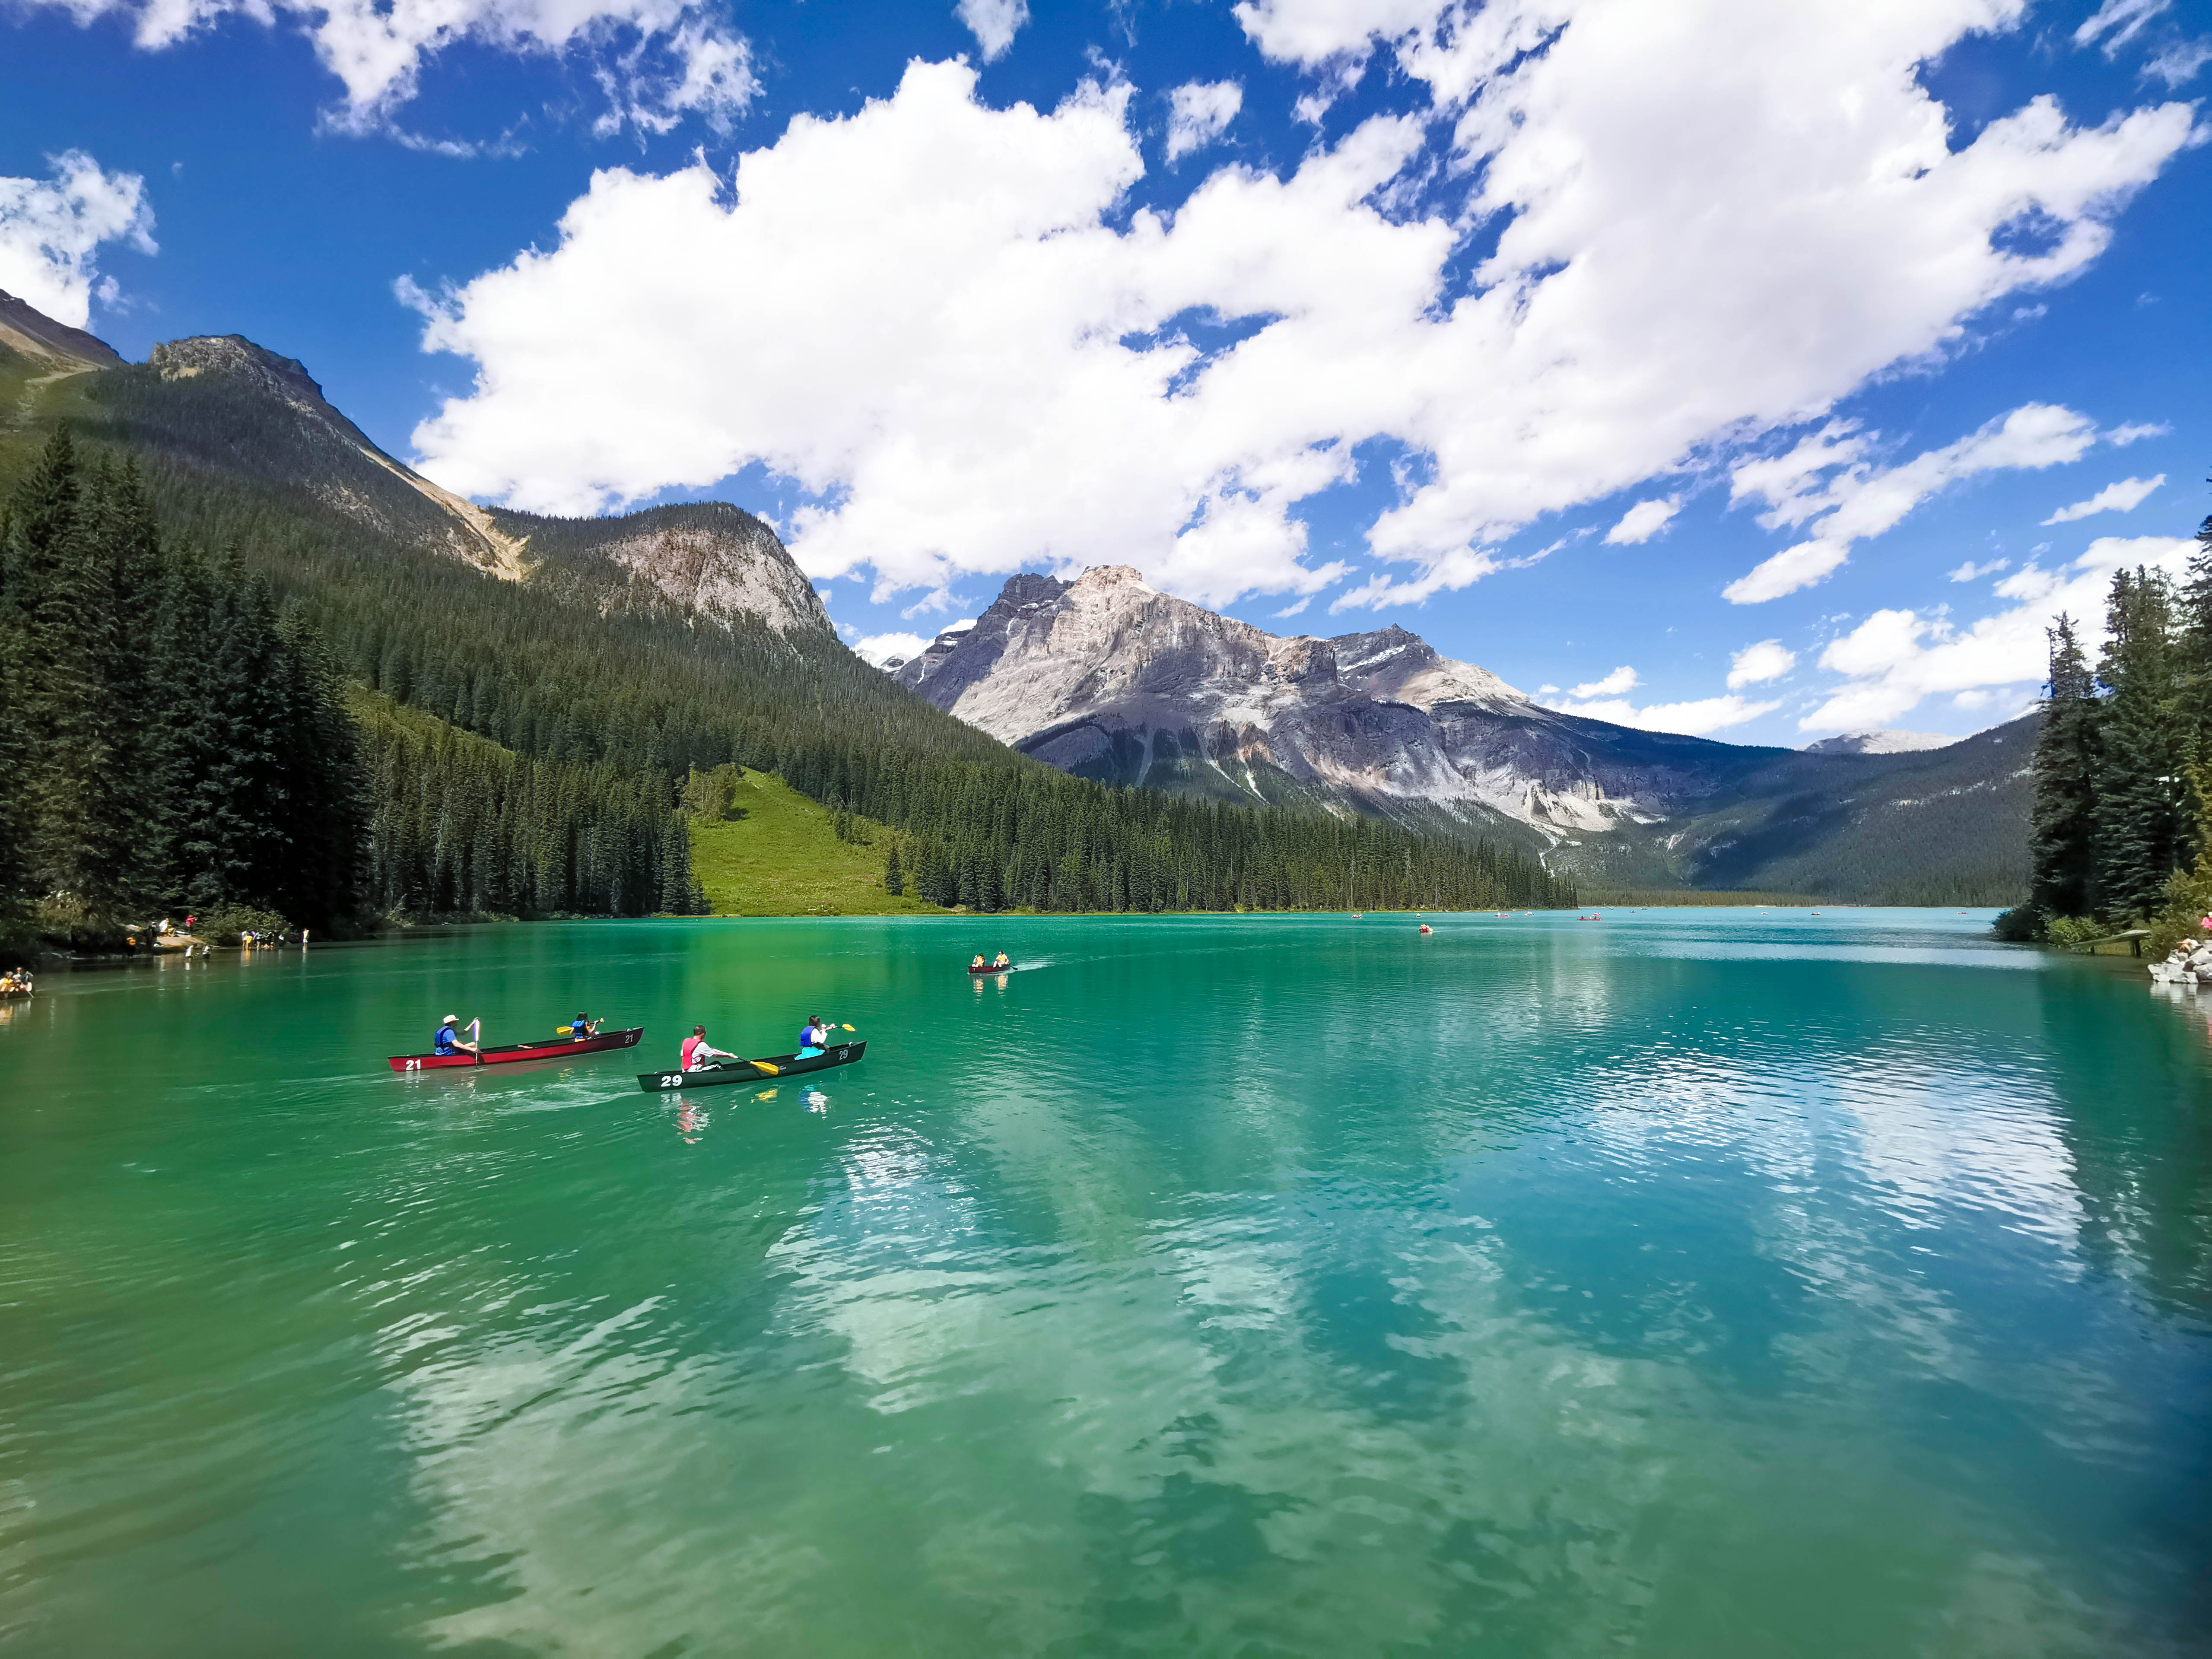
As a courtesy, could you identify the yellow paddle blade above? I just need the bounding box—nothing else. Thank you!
[840,1023,855,1031]
[751,1059,780,1075]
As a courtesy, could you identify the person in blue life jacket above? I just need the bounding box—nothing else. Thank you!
[433,1014,479,1057]
[797,1015,830,1058]
[567,1012,599,1039]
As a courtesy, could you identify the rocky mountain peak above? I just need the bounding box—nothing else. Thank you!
[1074,564,1154,593]
[1328,623,1527,712]
[1000,572,1072,609]
[151,335,330,408]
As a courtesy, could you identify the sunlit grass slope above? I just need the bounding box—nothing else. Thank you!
[689,769,942,917]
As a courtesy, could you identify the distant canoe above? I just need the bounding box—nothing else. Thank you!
[388,1026,642,1073]
[639,1040,868,1092]
[1418,925,1433,934]
[967,963,1016,975]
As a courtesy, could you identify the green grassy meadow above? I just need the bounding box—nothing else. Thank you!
[689,769,944,917]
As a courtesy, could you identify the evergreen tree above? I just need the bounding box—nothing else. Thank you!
[2093,567,2188,919]
[0,447,365,940]
[2024,614,2099,922]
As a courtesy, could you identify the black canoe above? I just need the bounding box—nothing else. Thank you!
[638,1039,867,1092]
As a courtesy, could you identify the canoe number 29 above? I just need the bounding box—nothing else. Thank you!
[661,1074,683,1088]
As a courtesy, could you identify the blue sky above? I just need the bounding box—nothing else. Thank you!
[3,0,2208,745]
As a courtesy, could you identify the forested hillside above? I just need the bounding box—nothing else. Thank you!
[0,315,1572,946]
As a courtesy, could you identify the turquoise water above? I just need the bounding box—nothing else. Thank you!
[2,910,2208,1655]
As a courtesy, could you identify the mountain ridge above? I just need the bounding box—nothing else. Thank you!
[12,320,833,640]
[890,565,2030,901]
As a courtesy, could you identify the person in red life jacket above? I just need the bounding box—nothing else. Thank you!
[682,1025,739,1071]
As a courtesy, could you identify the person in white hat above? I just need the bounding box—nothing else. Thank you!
[432,1014,479,1058]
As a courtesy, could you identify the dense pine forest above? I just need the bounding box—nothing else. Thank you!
[0,432,360,944]
[1,402,1570,953]
[2006,490,2212,950]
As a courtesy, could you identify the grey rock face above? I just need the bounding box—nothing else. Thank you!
[490,502,833,638]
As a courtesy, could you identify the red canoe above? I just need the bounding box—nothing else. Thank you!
[388,1027,644,1073]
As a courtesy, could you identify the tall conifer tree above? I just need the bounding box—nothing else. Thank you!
[2094,567,2187,918]
[2026,614,2099,921]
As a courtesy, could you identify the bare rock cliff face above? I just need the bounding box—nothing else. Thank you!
[486,502,831,637]
[892,566,1761,839]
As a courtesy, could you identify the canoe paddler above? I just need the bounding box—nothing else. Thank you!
[682,1026,740,1071]
[992,951,1010,969]
[797,1015,830,1058]
[433,1015,479,1057]
[566,1011,600,1039]
[970,953,987,969]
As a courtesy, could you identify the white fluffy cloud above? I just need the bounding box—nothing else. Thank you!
[2042,473,2163,524]
[1557,691,1781,737]
[1726,639,1795,688]
[0,152,155,327]
[1802,534,2196,731]
[1567,664,1637,698]
[851,631,932,667]
[1166,80,1243,161]
[1722,404,2101,604]
[403,2,2198,610]
[956,0,1030,62]
[27,0,754,134]
[1603,497,1678,545]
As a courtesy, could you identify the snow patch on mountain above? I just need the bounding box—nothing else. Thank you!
[1801,730,1955,755]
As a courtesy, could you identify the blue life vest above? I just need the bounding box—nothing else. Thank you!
[434,1026,458,1053]
[570,1019,590,1037]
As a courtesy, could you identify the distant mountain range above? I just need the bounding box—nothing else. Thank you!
[1,287,2031,904]
[889,567,2031,902]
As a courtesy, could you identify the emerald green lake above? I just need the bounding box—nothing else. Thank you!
[3,912,2208,1655]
